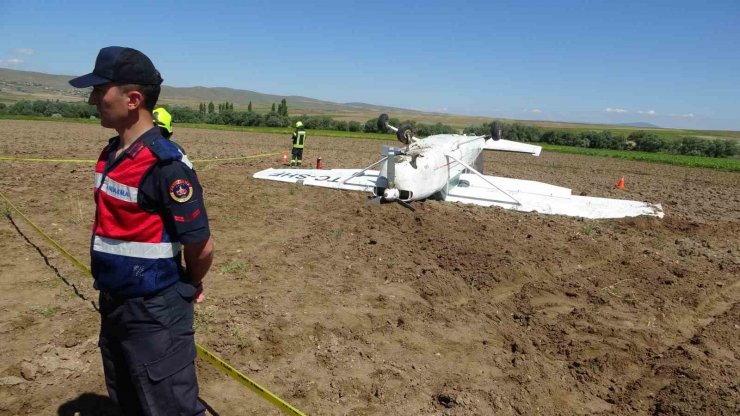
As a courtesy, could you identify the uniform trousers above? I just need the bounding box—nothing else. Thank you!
[98,282,205,416]
[291,147,304,164]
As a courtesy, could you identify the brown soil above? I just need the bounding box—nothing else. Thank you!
[0,119,738,415]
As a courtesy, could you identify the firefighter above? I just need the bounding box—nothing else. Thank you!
[153,107,187,154]
[153,107,173,138]
[290,121,306,166]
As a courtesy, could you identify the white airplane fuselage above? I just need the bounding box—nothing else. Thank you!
[253,129,663,219]
[380,134,485,201]
[254,114,662,218]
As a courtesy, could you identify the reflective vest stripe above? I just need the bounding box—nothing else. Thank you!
[95,173,139,203]
[93,235,181,259]
[294,131,306,148]
[180,152,193,169]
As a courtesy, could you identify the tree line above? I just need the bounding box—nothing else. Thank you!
[464,123,738,158]
[1,99,736,158]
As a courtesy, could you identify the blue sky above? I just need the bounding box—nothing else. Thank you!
[1,0,739,130]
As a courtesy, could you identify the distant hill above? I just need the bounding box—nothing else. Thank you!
[0,67,438,120]
[615,122,661,128]
[1,68,735,138]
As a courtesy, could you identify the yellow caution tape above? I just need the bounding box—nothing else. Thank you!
[0,191,92,276]
[193,152,281,162]
[0,189,307,416]
[196,345,306,416]
[0,152,281,164]
[0,156,97,163]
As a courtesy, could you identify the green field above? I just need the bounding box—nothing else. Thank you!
[536,124,740,142]
[541,144,740,171]
[2,115,739,171]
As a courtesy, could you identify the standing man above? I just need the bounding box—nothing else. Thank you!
[153,107,174,139]
[153,107,187,155]
[69,46,214,416]
[290,120,306,166]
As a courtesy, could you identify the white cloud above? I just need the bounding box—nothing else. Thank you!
[605,107,628,113]
[16,48,35,55]
[680,113,695,118]
[523,108,543,114]
[638,110,656,115]
[0,58,23,66]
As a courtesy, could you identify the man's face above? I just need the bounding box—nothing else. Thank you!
[88,83,129,129]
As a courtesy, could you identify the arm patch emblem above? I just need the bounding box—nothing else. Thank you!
[169,179,193,203]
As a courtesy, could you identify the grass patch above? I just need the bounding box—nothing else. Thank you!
[37,306,58,318]
[178,121,392,140]
[541,124,740,141]
[581,223,594,236]
[70,199,86,225]
[231,326,251,349]
[2,114,737,170]
[194,307,215,331]
[0,114,99,124]
[220,260,246,274]
[542,144,740,171]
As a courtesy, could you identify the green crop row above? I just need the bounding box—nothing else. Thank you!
[542,144,740,171]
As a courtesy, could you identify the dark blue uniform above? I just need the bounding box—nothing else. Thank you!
[96,128,209,416]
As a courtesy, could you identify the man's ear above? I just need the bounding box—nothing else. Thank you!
[126,90,144,110]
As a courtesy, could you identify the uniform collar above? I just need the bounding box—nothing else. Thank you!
[107,127,161,164]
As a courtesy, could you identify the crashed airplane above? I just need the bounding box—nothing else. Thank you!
[254,114,663,219]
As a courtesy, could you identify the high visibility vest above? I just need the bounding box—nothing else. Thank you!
[292,129,306,149]
[91,134,190,297]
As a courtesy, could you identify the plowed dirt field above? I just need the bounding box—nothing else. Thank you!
[1,120,738,415]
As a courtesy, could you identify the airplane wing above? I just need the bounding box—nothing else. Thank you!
[253,168,379,193]
[446,173,664,219]
[483,139,542,156]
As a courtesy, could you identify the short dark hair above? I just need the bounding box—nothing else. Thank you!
[120,84,161,112]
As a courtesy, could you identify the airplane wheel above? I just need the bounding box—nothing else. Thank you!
[377,113,390,132]
[397,126,413,144]
[491,121,502,141]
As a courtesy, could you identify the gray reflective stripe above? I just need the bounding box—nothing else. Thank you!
[93,236,182,259]
[94,173,138,203]
[179,152,193,169]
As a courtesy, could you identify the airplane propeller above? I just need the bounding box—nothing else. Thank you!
[365,145,415,211]
[365,195,416,211]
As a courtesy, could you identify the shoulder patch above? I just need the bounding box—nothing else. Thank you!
[169,179,194,203]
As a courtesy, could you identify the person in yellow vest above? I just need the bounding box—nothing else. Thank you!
[290,121,306,166]
[153,107,187,155]
[152,107,173,138]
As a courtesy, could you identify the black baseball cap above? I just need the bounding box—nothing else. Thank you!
[69,46,163,88]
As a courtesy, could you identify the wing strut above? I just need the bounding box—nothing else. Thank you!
[444,153,522,206]
[341,156,388,185]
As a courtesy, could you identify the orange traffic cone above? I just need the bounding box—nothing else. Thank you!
[616,176,625,190]
[282,151,289,165]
